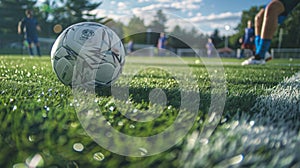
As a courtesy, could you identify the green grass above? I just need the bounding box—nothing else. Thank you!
[1,55,300,167]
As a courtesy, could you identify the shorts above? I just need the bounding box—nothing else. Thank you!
[242,43,255,51]
[26,35,39,44]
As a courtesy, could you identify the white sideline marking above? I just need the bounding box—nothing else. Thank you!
[252,72,300,125]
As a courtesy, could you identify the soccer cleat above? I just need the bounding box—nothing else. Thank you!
[241,57,266,65]
[264,52,273,62]
[241,52,272,65]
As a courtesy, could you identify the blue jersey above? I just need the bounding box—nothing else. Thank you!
[243,27,254,44]
[158,36,167,49]
[21,17,39,38]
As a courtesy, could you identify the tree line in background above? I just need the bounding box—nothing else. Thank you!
[1,0,300,50]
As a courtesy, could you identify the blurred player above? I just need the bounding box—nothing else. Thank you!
[239,20,255,58]
[206,38,214,57]
[18,9,41,56]
[157,32,167,56]
[242,0,300,65]
[127,39,134,54]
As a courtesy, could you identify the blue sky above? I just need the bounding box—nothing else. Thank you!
[92,0,270,35]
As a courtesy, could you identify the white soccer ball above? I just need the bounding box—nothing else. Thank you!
[51,22,125,87]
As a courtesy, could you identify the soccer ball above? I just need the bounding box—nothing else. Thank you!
[51,22,125,87]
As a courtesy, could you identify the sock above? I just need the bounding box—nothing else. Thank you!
[28,47,34,56]
[240,49,244,58]
[36,46,41,56]
[255,35,261,48]
[255,39,271,59]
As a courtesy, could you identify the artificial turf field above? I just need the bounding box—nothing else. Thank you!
[1,55,300,167]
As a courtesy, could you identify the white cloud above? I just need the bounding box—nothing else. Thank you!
[188,12,193,17]
[155,0,173,2]
[133,0,201,13]
[93,1,241,36]
[136,3,178,11]
[117,2,127,9]
[170,1,200,10]
[191,12,242,22]
[138,0,151,3]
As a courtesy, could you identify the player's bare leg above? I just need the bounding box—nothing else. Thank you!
[261,0,285,40]
[242,0,285,65]
[255,8,265,38]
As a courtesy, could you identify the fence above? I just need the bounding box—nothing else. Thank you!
[271,48,300,58]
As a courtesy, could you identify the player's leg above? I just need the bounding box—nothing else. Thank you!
[260,0,285,40]
[26,38,34,56]
[35,42,41,56]
[33,36,41,56]
[256,0,285,59]
[254,8,265,47]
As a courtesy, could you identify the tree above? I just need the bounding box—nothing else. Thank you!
[169,25,204,49]
[211,29,223,48]
[149,9,167,33]
[168,25,188,48]
[278,4,300,48]
[124,15,147,43]
[148,10,167,45]
[105,20,125,41]
[49,0,105,29]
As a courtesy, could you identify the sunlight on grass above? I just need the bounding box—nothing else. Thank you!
[1,55,300,167]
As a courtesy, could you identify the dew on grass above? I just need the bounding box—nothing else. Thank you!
[70,122,79,128]
[139,147,148,156]
[73,143,84,152]
[38,92,44,97]
[109,106,115,111]
[28,135,36,142]
[93,152,105,161]
[228,154,243,165]
[25,153,44,168]
[199,138,209,145]
[44,106,50,112]
[220,118,227,124]
[12,105,17,111]
[42,112,47,118]
[118,121,124,126]
[26,72,31,77]
[129,124,135,129]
